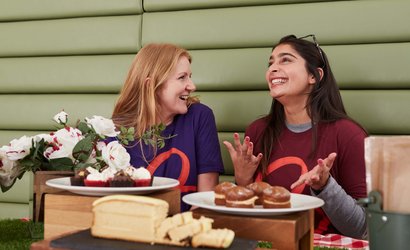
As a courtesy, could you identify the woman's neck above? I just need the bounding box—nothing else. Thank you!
[156,115,173,126]
[283,103,311,125]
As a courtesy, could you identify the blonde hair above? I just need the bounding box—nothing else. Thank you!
[112,43,197,138]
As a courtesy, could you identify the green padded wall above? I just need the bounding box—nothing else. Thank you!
[143,0,332,12]
[0,0,143,219]
[0,173,33,219]
[142,1,410,49]
[0,55,134,93]
[0,0,142,21]
[1,0,410,219]
[0,16,141,57]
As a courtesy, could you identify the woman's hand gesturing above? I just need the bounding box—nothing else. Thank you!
[223,133,263,186]
[290,152,337,191]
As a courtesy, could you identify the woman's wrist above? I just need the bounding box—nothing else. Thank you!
[311,175,331,194]
[234,175,253,186]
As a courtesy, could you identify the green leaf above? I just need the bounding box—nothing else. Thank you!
[48,158,74,171]
[72,135,95,163]
[257,241,272,249]
[118,126,135,145]
[120,126,127,134]
[158,123,165,131]
[139,123,177,149]
[19,157,42,172]
[157,140,165,149]
[128,127,135,135]
[77,121,92,134]
[147,139,155,146]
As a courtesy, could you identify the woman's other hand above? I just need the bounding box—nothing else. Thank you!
[290,152,337,191]
[223,133,263,186]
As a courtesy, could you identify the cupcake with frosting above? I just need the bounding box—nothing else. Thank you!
[84,167,109,187]
[125,166,152,187]
[110,169,134,187]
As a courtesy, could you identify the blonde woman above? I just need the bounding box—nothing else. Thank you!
[111,43,224,211]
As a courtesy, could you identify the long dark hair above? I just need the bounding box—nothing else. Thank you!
[259,35,365,176]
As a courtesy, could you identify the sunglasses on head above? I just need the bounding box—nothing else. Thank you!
[298,34,326,68]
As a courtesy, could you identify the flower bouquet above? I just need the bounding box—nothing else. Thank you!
[0,111,137,192]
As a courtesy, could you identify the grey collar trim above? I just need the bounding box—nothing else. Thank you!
[285,121,312,133]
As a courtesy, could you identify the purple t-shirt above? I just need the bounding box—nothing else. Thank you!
[120,103,224,211]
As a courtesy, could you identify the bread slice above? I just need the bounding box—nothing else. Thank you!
[167,215,214,243]
[156,211,193,239]
[91,195,234,248]
[191,228,235,248]
[91,195,168,244]
[154,211,215,246]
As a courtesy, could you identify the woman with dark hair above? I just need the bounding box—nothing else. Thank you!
[224,35,368,238]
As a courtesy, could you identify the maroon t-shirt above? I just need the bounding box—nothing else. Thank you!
[246,118,367,234]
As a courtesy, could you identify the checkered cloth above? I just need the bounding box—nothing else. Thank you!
[314,233,369,250]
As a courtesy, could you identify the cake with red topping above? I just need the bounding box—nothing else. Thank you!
[109,170,134,187]
[83,167,110,187]
[70,168,89,186]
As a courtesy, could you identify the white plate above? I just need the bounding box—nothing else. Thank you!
[183,191,324,216]
[46,177,179,196]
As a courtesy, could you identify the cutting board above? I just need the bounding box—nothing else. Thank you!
[365,136,410,213]
[50,229,258,250]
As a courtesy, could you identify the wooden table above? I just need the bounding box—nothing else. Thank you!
[33,206,312,250]
[37,190,313,250]
[43,189,181,239]
[32,207,313,250]
[33,171,74,222]
[193,208,313,250]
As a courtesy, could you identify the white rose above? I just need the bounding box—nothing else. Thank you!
[85,115,119,137]
[34,133,53,143]
[101,141,130,170]
[44,127,83,160]
[53,127,83,148]
[44,145,73,160]
[0,147,15,170]
[0,148,24,188]
[4,135,33,160]
[53,111,68,125]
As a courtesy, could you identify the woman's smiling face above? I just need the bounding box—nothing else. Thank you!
[265,44,316,103]
[156,56,196,124]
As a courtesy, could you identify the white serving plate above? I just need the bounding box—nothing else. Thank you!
[183,191,324,216]
[46,176,179,196]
